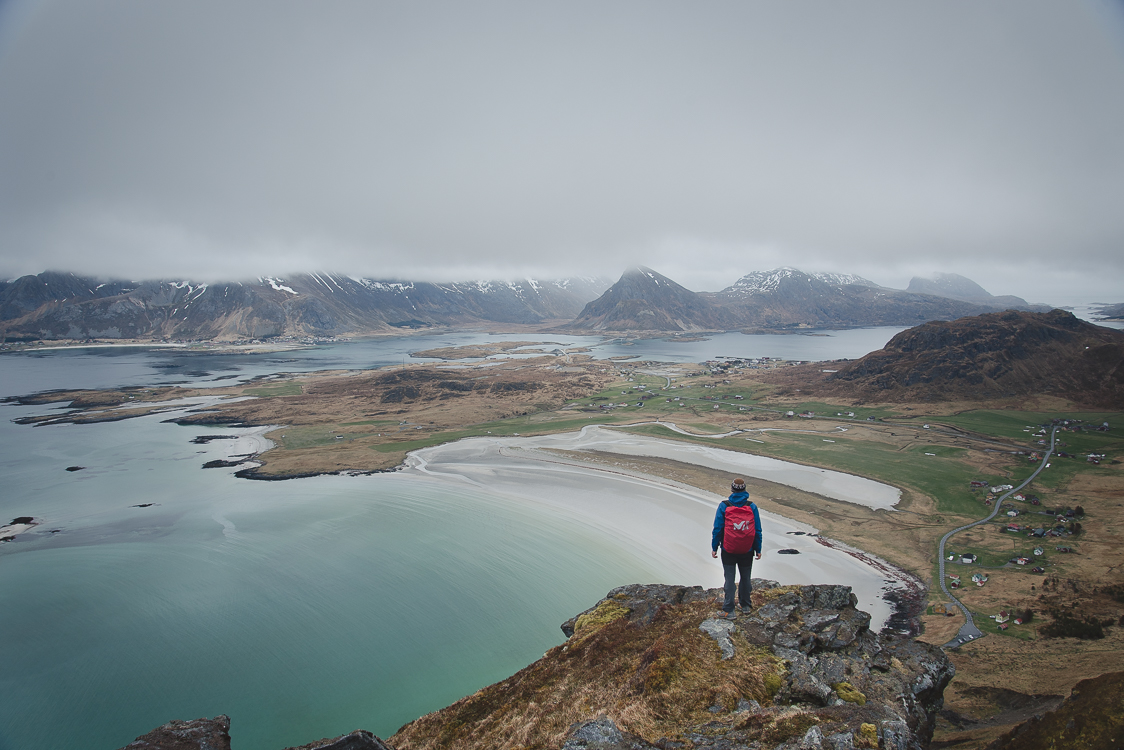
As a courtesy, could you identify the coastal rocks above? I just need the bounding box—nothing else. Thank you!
[0,516,39,543]
[128,581,954,750]
[118,715,231,750]
[283,730,396,750]
[118,717,393,750]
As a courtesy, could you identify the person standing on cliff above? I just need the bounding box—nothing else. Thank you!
[711,477,762,620]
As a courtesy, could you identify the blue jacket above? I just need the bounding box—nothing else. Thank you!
[712,491,762,554]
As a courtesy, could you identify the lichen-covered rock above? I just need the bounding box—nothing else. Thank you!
[561,716,657,750]
[119,715,232,750]
[282,729,396,750]
[560,583,711,636]
[698,617,737,660]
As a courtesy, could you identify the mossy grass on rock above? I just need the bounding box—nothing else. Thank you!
[391,582,954,750]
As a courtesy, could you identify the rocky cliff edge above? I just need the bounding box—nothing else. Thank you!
[119,581,954,750]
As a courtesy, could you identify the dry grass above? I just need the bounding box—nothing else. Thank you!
[391,599,783,750]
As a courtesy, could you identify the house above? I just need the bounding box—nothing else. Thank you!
[998,623,1009,631]
[970,480,989,488]
[1016,557,1031,565]
[1033,547,1044,556]
[933,603,948,614]
[1007,525,1021,532]
[996,611,1010,623]
[1032,528,1046,537]
[1007,510,1019,517]
[961,553,977,564]
[971,573,988,584]
[948,574,960,581]
[1014,617,1024,625]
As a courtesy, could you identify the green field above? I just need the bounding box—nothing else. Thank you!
[620,422,1024,517]
[975,614,1036,641]
[929,410,1122,441]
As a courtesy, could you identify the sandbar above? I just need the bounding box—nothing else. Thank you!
[405,431,908,628]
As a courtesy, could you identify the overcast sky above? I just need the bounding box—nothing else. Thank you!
[1,1,1122,303]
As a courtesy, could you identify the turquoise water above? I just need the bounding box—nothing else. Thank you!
[0,408,664,750]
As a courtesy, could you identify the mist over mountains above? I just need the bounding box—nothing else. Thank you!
[565,267,1050,333]
[0,267,1052,342]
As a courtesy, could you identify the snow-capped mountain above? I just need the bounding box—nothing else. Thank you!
[564,267,1038,332]
[0,272,610,341]
[720,268,877,297]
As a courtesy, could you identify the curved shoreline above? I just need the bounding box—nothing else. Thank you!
[402,431,909,629]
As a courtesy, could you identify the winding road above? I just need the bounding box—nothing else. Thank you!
[936,426,1058,648]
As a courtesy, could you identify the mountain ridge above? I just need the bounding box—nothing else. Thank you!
[0,272,611,341]
[1,266,1057,340]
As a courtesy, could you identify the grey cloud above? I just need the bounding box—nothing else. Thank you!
[1,0,1122,303]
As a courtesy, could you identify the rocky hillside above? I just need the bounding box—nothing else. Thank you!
[117,581,954,750]
[0,272,609,341]
[811,309,1124,407]
[392,582,953,750]
[565,267,733,332]
[986,670,1124,749]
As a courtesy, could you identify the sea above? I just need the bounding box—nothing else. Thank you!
[0,318,1116,750]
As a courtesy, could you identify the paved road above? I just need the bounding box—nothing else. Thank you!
[937,426,1058,649]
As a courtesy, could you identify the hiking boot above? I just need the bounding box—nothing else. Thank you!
[741,606,752,614]
[725,610,738,620]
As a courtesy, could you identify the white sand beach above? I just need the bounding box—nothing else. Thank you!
[517,425,900,510]
[406,428,909,628]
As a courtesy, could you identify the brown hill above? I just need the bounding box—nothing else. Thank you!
[987,670,1124,750]
[791,310,1124,407]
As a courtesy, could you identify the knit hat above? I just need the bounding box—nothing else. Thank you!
[731,478,746,491]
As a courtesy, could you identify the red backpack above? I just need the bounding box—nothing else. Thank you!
[723,503,757,554]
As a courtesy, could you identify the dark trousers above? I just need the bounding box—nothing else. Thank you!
[721,550,755,612]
